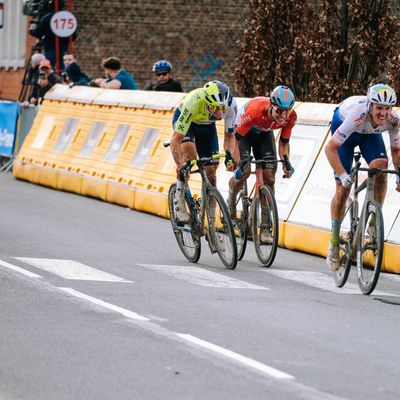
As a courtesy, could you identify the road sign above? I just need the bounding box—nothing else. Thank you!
[50,11,77,37]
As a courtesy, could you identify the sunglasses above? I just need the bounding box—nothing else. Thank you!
[272,104,292,116]
[156,72,168,77]
[207,104,226,113]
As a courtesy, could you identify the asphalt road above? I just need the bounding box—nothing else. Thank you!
[1,172,400,400]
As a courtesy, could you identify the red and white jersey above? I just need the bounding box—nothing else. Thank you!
[235,97,297,140]
[333,96,400,148]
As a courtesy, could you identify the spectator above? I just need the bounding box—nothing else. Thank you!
[25,53,46,88]
[29,59,61,105]
[93,57,138,90]
[145,60,183,92]
[62,53,91,86]
[28,0,77,71]
[22,53,46,105]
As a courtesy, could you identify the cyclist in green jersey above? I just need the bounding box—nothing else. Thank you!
[170,81,239,222]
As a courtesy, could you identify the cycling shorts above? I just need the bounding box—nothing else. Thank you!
[331,107,388,177]
[173,108,219,162]
[238,128,276,170]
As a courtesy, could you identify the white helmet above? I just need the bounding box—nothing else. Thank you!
[367,83,397,106]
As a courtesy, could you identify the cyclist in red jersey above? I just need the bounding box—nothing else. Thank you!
[227,85,296,243]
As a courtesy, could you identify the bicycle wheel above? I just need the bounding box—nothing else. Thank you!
[333,200,354,288]
[205,186,238,269]
[168,184,201,263]
[357,200,384,295]
[252,185,278,267]
[235,186,250,261]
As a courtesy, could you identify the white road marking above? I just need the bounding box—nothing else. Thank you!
[137,264,268,289]
[16,258,132,282]
[176,333,294,380]
[381,273,400,283]
[0,259,41,278]
[59,288,149,321]
[267,270,398,296]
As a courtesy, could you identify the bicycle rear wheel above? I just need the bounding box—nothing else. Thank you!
[357,200,384,295]
[235,187,249,261]
[252,185,278,267]
[168,184,201,263]
[333,200,354,288]
[205,186,238,269]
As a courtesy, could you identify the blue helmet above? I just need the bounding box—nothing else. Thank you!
[152,60,172,73]
[270,85,295,109]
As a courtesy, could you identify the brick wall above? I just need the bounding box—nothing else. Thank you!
[72,0,249,94]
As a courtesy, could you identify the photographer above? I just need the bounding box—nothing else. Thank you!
[28,0,77,70]
[29,59,61,105]
[62,53,91,86]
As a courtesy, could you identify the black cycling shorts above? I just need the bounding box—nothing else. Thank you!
[238,128,277,170]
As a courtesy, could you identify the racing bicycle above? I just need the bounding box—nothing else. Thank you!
[231,155,293,267]
[334,152,400,295]
[166,148,238,269]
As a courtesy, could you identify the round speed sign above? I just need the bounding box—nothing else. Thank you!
[50,11,77,38]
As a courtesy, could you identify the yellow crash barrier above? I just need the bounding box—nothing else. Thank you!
[13,86,400,273]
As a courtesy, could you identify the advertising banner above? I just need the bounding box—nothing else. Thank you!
[0,101,19,157]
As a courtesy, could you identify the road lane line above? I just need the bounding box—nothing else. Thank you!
[16,258,132,282]
[137,264,268,289]
[381,273,400,282]
[58,288,149,321]
[267,270,398,296]
[0,259,41,278]
[176,333,294,380]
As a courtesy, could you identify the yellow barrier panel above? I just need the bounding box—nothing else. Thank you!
[13,86,400,273]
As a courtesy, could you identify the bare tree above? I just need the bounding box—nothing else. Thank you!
[235,0,400,103]
[234,0,313,97]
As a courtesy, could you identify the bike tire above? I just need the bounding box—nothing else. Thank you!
[357,200,384,295]
[236,187,249,261]
[168,183,201,263]
[333,200,354,288]
[205,186,238,269]
[252,185,279,267]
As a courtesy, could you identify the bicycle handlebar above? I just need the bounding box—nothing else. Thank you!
[233,155,294,180]
[351,157,400,179]
[179,152,226,181]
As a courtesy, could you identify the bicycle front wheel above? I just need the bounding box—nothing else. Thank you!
[168,184,201,263]
[235,187,250,261]
[205,186,238,269]
[333,200,354,288]
[357,200,384,295]
[252,185,279,267]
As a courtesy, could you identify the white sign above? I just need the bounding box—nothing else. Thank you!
[50,11,77,38]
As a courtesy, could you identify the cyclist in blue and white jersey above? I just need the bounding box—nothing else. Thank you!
[325,83,400,271]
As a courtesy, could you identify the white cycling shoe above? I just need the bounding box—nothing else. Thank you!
[326,242,340,271]
[173,196,190,223]
[260,226,273,245]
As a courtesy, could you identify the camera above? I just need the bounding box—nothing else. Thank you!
[39,72,46,79]
[61,72,69,83]
[23,0,50,18]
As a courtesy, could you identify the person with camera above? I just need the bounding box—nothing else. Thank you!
[62,53,91,86]
[28,0,77,70]
[145,60,183,92]
[92,57,138,90]
[29,59,61,105]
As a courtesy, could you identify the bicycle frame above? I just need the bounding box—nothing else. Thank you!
[182,156,222,234]
[348,163,395,257]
